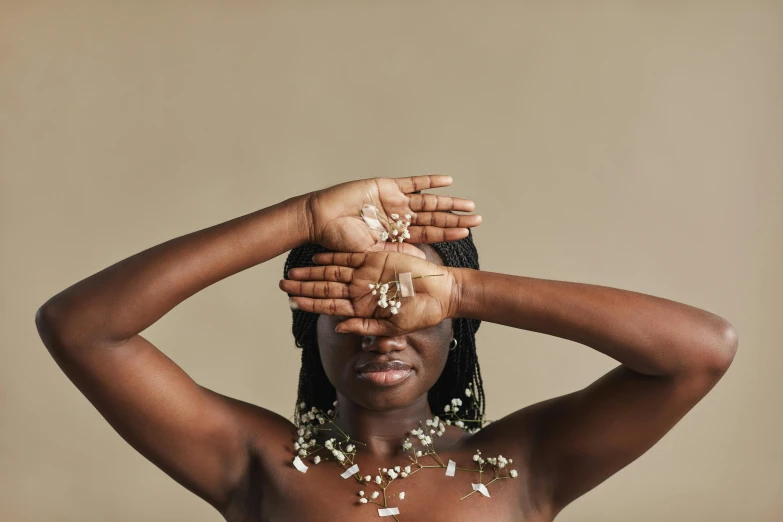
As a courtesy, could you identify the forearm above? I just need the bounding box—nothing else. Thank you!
[38,194,312,347]
[451,268,738,377]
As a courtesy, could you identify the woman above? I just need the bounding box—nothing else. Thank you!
[35,176,738,522]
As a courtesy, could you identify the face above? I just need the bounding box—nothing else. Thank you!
[316,244,454,411]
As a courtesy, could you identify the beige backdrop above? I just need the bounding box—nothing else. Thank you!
[2,2,781,521]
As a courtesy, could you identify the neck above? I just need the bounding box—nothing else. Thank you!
[331,393,433,459]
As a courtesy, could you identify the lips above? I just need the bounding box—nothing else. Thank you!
[356,360,414,386]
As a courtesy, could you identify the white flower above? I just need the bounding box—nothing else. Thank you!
[391,213,399,219]
[333,450,346,462]
[473,454,479,462]
[346,444,355,453]
[380,231,389,241]
[380,284,389,294]
[294,442,300,450]
[371,491,380,499]
[401,472,408,478]
[392,229,398,236]
[399,492,406,500]
[394,466,401,473]
[465,387,472,397]
[299,401,306,409]
[368,283,375,289]
[314,455,321,464]
[298,449,307,457]
[402,229,410,239]
[404,466,411,474]
[455,420,464,428]
[444,405,451,412]
[325,440,334,450]
[404,214,411,220]
[375,476,382,484]
[402,440,413,450]
[416,450,423,457]
[364,475,372,481]
[359,491,365,497]
[359,498,368,504]
[510,469,518,478]
[390,306,399,314]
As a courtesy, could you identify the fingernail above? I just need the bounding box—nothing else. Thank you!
[289,297,298,310]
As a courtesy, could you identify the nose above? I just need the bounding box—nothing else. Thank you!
[362,335,408,354]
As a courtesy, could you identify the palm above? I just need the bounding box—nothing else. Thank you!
[348,253,452,332]
[306,176,480,253]
[282,251,455,336]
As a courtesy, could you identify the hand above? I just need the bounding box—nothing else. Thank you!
[280,250,457,336]
[304,175,481,254]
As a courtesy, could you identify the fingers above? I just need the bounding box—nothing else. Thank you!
[288,297,356,316]
[406,226,471,244]
[287,265,354,283]
[311,252,367,267]
[407,193,475,213]
[410,212,482,229]
[335,317,400,336]
[394,175,453,194]
[366,241,427,259]
[280,280,351,299]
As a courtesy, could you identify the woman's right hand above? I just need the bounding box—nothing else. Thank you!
[304,175,481,254]
[280,250,458,336]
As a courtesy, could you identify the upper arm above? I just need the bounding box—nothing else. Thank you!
[492,359,734,518]
[36,306,288,514]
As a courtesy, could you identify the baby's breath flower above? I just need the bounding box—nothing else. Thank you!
[314,455,321,464]
[364,475,371,482]
[346,444,355,453]
[359,491,365,497]
[371,491,380,499]
[510,469,518,478]
[375,475,382,484]
[359,497,368,504]
[465,387,472,397]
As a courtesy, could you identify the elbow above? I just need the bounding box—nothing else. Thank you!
[35,300,72,353]
[703,319,739,376]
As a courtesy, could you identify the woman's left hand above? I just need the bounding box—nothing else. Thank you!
[280,249,457,336]
[304,175,481,254]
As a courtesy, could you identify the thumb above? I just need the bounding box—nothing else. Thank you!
[335,318,399,336]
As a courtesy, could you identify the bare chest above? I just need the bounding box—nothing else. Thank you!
[227,451,544,522]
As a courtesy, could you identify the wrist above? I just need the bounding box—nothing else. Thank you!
[286,192,316,247]
[446,267,469,319]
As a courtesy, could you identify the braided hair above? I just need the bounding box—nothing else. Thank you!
[283,230,485,425]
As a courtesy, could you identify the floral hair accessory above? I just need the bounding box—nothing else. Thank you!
[368,272,443,314]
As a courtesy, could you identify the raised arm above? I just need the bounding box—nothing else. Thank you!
[282,252,738,519]
[452,269,738,517]
[34,175,479,515]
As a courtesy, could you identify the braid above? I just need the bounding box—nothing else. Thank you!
[283,230,485,426]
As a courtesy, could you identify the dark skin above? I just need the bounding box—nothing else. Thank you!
[35,176,738,521]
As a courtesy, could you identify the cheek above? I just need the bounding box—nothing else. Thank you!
[316,315,359,387]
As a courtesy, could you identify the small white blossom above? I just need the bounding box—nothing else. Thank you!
[404,214,411,220]
[371,491,380,499]
[364,475,372,482]
[346,444,355,453]
[375,476,382,484]
[465,387,472,397]
[510,469,518,478]
[399,492,406,500]
[359,491,365,497]
[359,497,368,504]
[313,455,321,464]
[391,213,399,220]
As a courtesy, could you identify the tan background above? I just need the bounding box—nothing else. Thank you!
[2,1,781,521]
